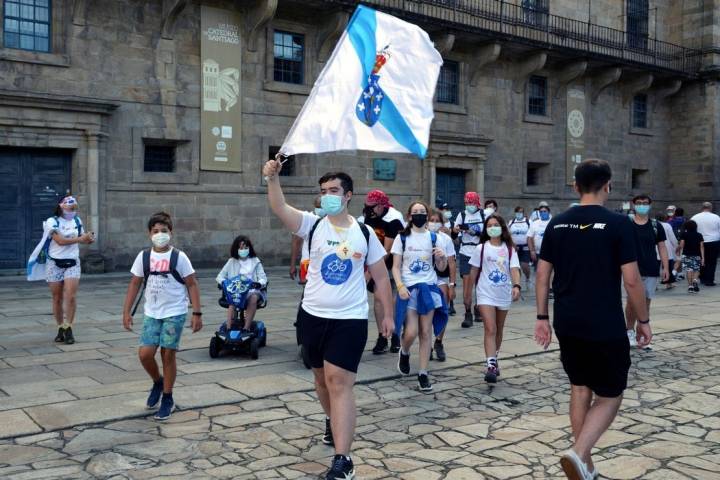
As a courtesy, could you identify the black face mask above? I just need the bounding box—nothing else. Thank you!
[411,214,427,228]
[363,206,377,218]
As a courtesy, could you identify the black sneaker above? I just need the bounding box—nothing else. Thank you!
[54,327,65,343]
[389,334,400,353]
[448,301,456,316]
[418,373,433,392]
[64,326,75,345]
[693,281,700,292]
[434,340,446,362]
[372,335,388,355]
[461,312,473,328]
[325,454,355,480]
[322,417,334,446]
[484,365,498,383]
[688,286,695,294]
[146,377,164,409]
[397,351,410,375]
[153,393,175,421]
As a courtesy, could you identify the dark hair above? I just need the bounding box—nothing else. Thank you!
[428,210,443,223]
[53,205,63,217]
[480,214,515,248]
[230,235,257,259]
[485,199,498,209]
[655,213,668,222]
[401,201,431,237]
[514,205,524,213]
[632,194,652,204]
[148,211,173,231]
[575,159,612,194]
[683,220,698,233]
[318,171,353,195]
[675,207,684,216]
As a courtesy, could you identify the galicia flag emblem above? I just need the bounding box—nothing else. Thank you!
[356,45,390,127]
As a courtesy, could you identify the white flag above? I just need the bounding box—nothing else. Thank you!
[280,5,442,159]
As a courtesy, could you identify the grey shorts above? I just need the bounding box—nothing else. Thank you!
[458,253,472,277]
[641,276,658,299]
[46,259,81,283]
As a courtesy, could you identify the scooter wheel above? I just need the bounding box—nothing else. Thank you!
[250,338,260,360]
[209,336,221,358]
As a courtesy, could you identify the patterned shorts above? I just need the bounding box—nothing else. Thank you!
[45,259,81,283]
[140,314,186,350]
[682,255,701,272]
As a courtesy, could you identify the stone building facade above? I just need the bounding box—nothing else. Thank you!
[1,0,718,271]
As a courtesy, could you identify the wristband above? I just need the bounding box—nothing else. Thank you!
[192,312,203,316]
[513,284,522,290]
[536,314,549,320]
[637,318,650,324]
[449,283,456,287]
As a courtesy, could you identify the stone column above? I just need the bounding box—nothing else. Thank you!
[474,158,485,199]
[84,130,105,272]
[428,156,437,206]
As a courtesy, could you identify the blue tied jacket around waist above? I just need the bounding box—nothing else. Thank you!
[394,282,449,337]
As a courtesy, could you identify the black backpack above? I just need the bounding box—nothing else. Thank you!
[131,248,186,315]
[307,217,371,264]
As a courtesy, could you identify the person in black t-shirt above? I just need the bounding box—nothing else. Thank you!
[624,195,669,348]
[678,220,705,293]
[535,159,650,480]
[359,189,406,355]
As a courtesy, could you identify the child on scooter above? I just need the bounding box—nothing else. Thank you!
[216,235,268,332]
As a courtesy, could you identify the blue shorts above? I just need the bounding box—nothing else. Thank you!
[140,314,186,350]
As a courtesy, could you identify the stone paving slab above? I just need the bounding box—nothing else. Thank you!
[0,268,719,440]
[0,327,718,478]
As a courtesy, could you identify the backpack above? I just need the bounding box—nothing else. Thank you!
[475,242,514,285]
[400,231,447,276]
[38,216,83,264]
[131,248,185,315]
[509,218,530,228]
[307,217,371,264]
[650,218,658,237]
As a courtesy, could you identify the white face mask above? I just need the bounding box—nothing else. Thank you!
[151,232,171,248]
[484,207,495,217]
[427,222,442,232]
[238,248,250,258]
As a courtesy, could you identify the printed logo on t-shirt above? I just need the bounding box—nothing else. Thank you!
[487,249,509,285]
[409,258,431,274]
[320,254,353,285]
[151,258,170,272]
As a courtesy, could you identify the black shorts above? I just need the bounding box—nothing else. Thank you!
[298,307,368,373]
[557,335,631,398]
[515,245,531,264]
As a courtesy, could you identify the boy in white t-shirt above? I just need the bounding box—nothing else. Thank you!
[122,212,202,421]
[264,160,394,480]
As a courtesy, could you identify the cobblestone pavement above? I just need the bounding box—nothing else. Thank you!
[0,268,719,478]
[0,326,719,479]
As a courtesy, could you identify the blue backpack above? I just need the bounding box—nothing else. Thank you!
[37,216,83,265]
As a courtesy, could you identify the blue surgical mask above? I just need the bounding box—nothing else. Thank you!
[487,226,502,238]
[539,211,550,221]
[238,248,250,258]
[515,212,524,220]
[321,194,344,216]
[443,210,452,220]
[314,207,326,218]
[635,205,651,216]
[466,205,478,214]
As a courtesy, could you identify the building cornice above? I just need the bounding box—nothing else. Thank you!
[0,90,119,115]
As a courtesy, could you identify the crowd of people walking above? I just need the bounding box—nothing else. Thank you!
[26,158,720,480]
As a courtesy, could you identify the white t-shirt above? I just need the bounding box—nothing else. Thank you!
[691,211,720,243]
[47,216,83,260]
[216,257,267,286]
[391,230,444,287]
[296,212,386,319]
[434,231,455,279]
[130,248,195,319]
[659,222,677,260]
[508,217,530,246]
[527,219,551,253]
[455,210,485,257]
[470,241,520,309]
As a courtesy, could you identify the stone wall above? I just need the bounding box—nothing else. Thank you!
[0,0,717,269]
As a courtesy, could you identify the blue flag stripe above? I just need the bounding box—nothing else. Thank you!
[346,6,428,159]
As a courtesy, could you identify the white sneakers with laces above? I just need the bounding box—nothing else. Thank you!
[560,449,595,480]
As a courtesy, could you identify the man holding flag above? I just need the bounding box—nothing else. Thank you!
[263,6,441,477]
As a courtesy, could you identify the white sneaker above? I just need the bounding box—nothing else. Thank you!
[560,450,592,480]
[588,467,599,479]
[627,329,637,347]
